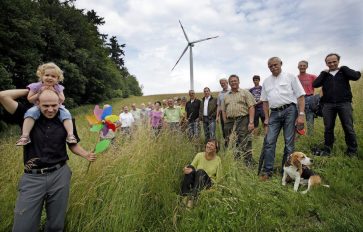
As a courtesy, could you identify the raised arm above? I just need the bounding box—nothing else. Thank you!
[340,66,361,81]
[0,89,29,114]
[58,91,65,104]
[27,90,38,104]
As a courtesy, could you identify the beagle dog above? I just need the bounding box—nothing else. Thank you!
[282,152,329,194]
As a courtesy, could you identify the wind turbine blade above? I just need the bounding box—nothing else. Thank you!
[191,36,219,44]
[171,45,189,71]
[179,20,190,43]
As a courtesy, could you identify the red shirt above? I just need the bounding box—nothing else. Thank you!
[298,73,316,95]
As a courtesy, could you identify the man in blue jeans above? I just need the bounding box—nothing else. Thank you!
[258,57,305,180]
[313,53,361,156]
[297,60,317,136]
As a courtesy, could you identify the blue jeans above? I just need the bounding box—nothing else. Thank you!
[24,105,71,122]
[254,106,265,128]
[304,95,315,136]
[188,121,199,138]
[322,102,357,153]
[261,104,297,176]
[203,116,216,141]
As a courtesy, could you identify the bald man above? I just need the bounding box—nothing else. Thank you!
[258,57,305,180]
[0,89,96,232]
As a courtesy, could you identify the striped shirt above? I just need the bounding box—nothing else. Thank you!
[221,89,256,118]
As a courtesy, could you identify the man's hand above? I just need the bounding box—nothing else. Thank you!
[248,122,254,132]
[264,117,269,126]
[85,152,96,162]
[295,115,305,127]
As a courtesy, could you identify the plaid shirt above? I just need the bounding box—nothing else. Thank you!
[221,89,256,118]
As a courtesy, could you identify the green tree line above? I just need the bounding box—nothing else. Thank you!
[0,0,142,110]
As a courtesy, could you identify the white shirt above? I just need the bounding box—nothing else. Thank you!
[261,72,305,108]
[203,96,210,116]
[119,112,135,128]
[330,70,339,76]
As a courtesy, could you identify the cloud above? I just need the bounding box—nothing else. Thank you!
[75,0,363,95]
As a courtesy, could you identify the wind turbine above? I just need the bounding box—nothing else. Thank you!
[171,20,218,90]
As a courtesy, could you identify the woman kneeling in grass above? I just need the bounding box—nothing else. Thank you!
[180,139,222,208]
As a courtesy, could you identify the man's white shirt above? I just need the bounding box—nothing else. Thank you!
[119,112,135,127]
[261,72,305,108]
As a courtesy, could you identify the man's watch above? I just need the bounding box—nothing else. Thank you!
[299,112,305,116]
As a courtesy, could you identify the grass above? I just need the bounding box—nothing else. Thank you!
[0,79,362,231]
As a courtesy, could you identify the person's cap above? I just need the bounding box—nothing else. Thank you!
[296,124,305,135]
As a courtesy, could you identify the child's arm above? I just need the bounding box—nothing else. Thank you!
[27,90,39,104]
[59,91,65,104]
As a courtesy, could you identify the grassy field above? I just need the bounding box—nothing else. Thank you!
[0,80,362,231]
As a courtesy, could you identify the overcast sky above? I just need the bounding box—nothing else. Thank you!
[75,0,363,95]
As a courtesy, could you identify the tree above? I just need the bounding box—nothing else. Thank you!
[108,36,125,69]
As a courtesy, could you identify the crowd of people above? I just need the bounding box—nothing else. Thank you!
[0,52,360,228]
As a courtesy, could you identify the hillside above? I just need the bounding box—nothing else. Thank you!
[0,79,362,231]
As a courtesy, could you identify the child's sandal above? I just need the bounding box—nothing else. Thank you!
[66,134,77,144]
[16,136,31,146]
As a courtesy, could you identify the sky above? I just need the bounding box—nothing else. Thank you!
[75,0,363,96]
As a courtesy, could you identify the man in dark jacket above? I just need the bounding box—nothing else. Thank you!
[313,53,361,156]
[199,87,218,142]
[185,90,201,138]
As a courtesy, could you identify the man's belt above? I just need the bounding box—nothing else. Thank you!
[24,161,66,174]
[270,103,295,112]
[227,115,246,120]
[304,94,313,97]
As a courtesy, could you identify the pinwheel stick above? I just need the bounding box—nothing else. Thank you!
[86,139,111,173]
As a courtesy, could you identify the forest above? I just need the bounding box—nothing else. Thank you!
[0,0,142,111]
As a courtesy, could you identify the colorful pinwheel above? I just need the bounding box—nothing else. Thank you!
[86,105,119,137]
[85,105,119,172]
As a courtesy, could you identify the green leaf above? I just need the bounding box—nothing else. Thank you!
[94,140,111,154]
[90,124,103,132]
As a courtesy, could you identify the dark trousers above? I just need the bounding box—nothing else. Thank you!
[180,167,212,197]
[219,113,226,139]
[254,106,265,128]
[322,102,357,153]
[202,116,216,141]
[224,115,252,160]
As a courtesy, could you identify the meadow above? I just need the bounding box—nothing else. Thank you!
[0,79,362,231]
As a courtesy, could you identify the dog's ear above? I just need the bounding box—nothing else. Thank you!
[292,154,303,174]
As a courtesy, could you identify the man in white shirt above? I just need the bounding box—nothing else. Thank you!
[199,87,217,142]
[119,106,134,135]
[258,57,305,180]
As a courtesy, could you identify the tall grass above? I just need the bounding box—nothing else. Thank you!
[0,79,362,231]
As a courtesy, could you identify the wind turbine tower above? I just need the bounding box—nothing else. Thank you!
[171,20,218,90]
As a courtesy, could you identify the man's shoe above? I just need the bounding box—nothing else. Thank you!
[313,148,331,157]
[181,196,188,206]
[244,156,255,167]
[259,174,271,181]
[346,151,358,157]
[186,199,194,209]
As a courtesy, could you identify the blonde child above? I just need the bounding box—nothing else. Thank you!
[16,62,77,145]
